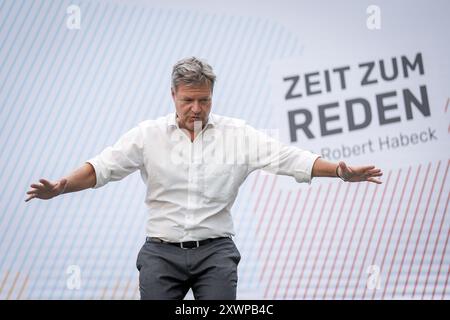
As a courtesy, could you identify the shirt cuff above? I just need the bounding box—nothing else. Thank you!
[85,158,106,189]
[293,152,322,185]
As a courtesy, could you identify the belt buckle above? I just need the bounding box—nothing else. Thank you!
[180,241,200,249]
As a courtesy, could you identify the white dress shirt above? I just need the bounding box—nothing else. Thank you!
[86,112,321,242]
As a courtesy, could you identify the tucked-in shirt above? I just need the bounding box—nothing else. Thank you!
[86,112,321,242]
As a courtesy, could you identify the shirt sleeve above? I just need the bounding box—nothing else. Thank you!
[245,124,322,184]
[85,124,145,189]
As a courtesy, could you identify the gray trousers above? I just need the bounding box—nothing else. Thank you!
[136,236,241,300]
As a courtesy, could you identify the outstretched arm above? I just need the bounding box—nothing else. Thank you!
[25,162,96,202]
[311,157,383,184]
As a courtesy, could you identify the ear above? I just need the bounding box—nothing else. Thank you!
[171,87,176,100]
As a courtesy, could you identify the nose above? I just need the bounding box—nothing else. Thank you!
[191,101,201,113]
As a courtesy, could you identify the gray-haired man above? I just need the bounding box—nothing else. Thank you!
[25,57,383,300]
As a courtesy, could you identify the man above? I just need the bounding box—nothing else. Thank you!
[25,57,383,300]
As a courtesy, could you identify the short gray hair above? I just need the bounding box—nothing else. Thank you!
[171,57,216,93]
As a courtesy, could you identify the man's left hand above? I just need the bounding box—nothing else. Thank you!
[337,161,383,184]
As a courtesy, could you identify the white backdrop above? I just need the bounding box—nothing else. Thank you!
[0,0,449,299]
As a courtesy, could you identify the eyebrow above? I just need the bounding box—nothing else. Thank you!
[179,96,211,100]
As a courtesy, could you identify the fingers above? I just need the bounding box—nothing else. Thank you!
[30,183,45,190]
[365,168,382,176]
[367,177,382,184]
[369,172,383,177]
[30,178,54,191]
[338,162,382,184]
[25,186,40,202]
[26,188,39,195]
[366,168,383,181]
[26,177,65,203]
[26,178,54,202]
[25,194,36,202]
[39,179,53,188]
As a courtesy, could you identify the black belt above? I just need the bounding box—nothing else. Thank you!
[146,236,229,249]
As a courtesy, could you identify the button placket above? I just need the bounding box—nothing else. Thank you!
[186,139,202,220]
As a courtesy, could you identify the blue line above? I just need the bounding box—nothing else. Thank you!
[30,4,120,297]
[195,12,228,121]
[211,15,239,113]
[0,0,7,13]
[232,17,266,118]
[261,24,289,126]
[241,19,272,125]
[254,28,300,291]
[137,7,196,120]
[99,7,173,297]
[89,8,210,298]
[182,10,212,58]
[83,5,179,294]
[0,1,56,190]
[231,22,272,245]
[59,5,145,297]
[229,19,274,262]
[106,5,191,294]
[215,16,249,118]
[144,7,204,128]
[3,0,99,296]
[59,3,157,298]
[208,18,255,286]
[118,8,170,121]
[0,0,27,68]
[87,7,192,298]
[245,20,280,127]
[65,6,148,299]
[80,7,175,298]
[245,27,305,296]
[0,0,41,106]
[249,22,283,129]
[0,0,17,41]
[257,26,288,125]
[242,23,284,288]
[37,4,136,299]
[20,2,111,297]
[2,0,71,296]
[189,12,223,95]
[0,1,34,118]
[235,173,264,291]
[110,10,223,299]
[0,1,67,244]
[217,17,241,116]
[228,18,264,120]
[86,7,168,299]
[0,4,312,300]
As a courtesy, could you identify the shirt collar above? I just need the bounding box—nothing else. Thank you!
[167,112,215,129]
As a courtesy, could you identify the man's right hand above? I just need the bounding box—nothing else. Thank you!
[25,178,68,202]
